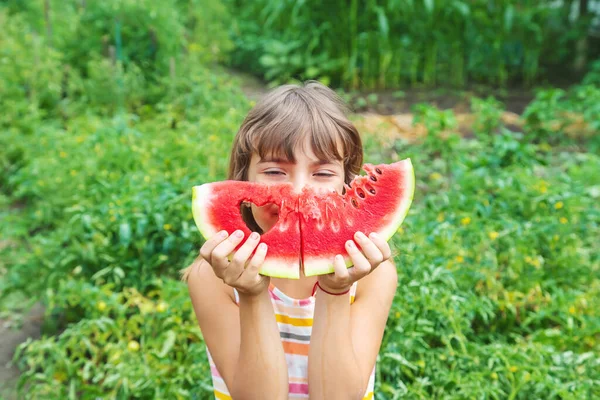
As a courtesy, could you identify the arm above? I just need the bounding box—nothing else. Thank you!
[187,256,289,399]
[309,259,397,400]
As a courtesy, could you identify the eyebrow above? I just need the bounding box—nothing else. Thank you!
[257,158,341,167]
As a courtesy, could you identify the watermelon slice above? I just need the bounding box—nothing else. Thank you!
[191,159,414,279]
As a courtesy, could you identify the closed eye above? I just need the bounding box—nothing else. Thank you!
[264,171,285,175]
[315,172,335,177]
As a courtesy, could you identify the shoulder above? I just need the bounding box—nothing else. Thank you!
[184,256,236,304]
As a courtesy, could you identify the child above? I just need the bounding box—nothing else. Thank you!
[181,81,398,400]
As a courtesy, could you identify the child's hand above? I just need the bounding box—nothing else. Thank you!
[199,229,270,296]
[318,231,392,294]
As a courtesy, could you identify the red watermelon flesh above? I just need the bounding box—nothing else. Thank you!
[298,160,414,276]
[191,159,414,279]
[192,181,302,278]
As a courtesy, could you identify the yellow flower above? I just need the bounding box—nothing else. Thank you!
[144,175,151,183]
[163,224,172,231]
[429,172,442,181]
[554,201,564,210]
[455,255,464,263]
[127,340,140,352]
[559,217,568,224]
[76,136,84,143]
[156,302,168,313]
[569,306,576,315]
[59,151,67,158]
[208,135,218,142]
[97,301,107,312]
[509,366,518,373]
[488,231,499,240]
[553,235,559,242]
[110,215,117,222]
[394,311,401,319]
[491,372,498,380]
[461,217,471,226]
[524,372,531,382]
[70,169,77,176]
[437,212,445,223]
[416,360,426,368]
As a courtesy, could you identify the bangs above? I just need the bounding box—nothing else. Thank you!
[247,91,356,167]
[229,81,363,183]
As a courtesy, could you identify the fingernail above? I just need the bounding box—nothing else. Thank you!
[335,255,343,261]
[235,230,244,238]
[259,243,267,250]
[219,231,228,238]
[250,232,259,240]
[355,231,366,240]
[369,232,379,239]
[346,240,355,249]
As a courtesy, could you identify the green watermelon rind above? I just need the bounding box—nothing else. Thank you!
[302,158,415,277]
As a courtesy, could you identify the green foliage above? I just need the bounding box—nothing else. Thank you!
[226,0,596,89]
[13,278,213,399]
[1,2,600,399]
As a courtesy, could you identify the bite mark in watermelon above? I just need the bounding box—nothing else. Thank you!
[191,159,414,279]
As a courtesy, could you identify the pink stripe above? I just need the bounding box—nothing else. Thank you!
[210,364,222,378]
[289,383,309,394]
[298,298,312,306]
[270,290,282,301]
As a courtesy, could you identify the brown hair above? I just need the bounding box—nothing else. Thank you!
[180,81,363,281]
[230,80,363,234]
[228,80,363,183]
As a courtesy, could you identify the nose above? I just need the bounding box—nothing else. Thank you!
[292,174,309,193]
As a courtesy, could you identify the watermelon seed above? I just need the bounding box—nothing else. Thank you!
[351,198,359,208]
[368,188,376,194]
[357,189,366,198]
[375,168,382,174]
[369,175,378,182]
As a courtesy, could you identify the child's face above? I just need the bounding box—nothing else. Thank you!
[247,138,345,233]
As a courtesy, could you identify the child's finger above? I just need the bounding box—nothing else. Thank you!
[211,230,245,270]
[332,254,350,281]
[368,232,392,261]
[230,232,261,269]
[246,242,268,276]
[354,231,384,268]
[199,230,228,263]
[346,240,372,280]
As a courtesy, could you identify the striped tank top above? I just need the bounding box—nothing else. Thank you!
[207,282,376,399]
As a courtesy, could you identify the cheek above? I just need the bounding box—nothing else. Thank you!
[312,178,345,195]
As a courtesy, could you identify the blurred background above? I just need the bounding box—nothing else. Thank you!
[1,1,599,399]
